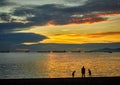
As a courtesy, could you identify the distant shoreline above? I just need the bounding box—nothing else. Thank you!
[1,47,120,53]
[0,51,118,53]
[0,77,120,85]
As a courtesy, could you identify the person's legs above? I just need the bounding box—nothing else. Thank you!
[83,74,85,78]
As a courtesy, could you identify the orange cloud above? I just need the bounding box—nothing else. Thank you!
[52,32,120,38]
[45,20,57,26]
[39,32,120,44]
[43,12,120,26]
[68,13,120,24]
[93,12,120,17]
[87,32,120,38]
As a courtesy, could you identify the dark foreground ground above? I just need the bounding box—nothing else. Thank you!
[0,77,120,85]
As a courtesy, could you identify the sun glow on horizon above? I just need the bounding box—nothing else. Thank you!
[15,14,120,45]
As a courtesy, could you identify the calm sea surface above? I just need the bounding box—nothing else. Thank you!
[0,52,120,79]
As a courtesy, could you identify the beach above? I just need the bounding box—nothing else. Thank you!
[0,77,120,85]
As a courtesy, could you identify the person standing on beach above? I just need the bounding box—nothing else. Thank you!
[81,66,85,78]
[72,70,76,78]
[88,69,92,77]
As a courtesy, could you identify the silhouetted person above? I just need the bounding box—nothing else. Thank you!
[88,69,92,77]
[72,70,76,78]
[81,66,85,78]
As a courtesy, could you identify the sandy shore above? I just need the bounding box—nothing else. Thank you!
[0,77,120,85]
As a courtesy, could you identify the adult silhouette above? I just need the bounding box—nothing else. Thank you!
[81,66,85,78]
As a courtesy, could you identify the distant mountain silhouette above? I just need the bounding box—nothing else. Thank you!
[88,48,120,52]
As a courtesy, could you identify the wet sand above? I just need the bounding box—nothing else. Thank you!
[0,77,120,85]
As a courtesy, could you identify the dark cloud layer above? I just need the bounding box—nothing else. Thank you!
[1,0,120,31]
[0,0,16,7]
[86,0,120,11]
[0,33,46,42]
[1,1,120,30]
[0,33,47,50]
[13,0,120,26]
[0,0,9,7]
[0,22,34,34]
[0,13,11,21]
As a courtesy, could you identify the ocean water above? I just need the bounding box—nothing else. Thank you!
[0,52,120,79]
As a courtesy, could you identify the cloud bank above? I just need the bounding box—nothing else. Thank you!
[0,0,120,51]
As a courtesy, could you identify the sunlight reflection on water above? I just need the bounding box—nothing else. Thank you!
[36,52,120,78]
[0,52,120,79]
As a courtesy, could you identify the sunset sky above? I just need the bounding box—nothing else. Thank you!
[0,0,120,51]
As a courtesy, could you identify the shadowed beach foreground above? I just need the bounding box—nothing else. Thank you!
[0,77,120,85]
